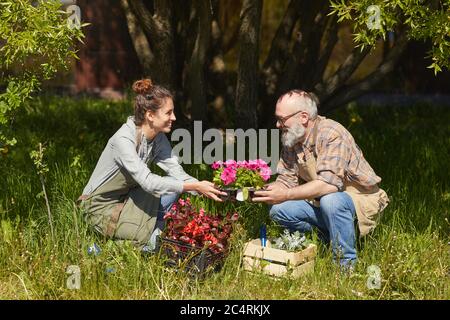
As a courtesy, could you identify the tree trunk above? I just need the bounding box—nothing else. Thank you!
[128,0,177,91]
[259,0,304,128]
[116,1,419,128]
[311,15,339,86]
[262,0,304,96]
[234,0,262,129]
[259,0,328,128]
[277,0,327,93]
[207,0,231,128]
[127,0,192,126]
[120,0,153,75]
[187,0,212,123]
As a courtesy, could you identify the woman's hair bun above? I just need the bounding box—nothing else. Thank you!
[132,79,153,94]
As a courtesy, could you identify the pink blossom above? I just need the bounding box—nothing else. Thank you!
[259,167,272,181]
[256,159,269,169]
[211,161,223,170]
[224,159,238,169]
[236,160,247,168]
[220,167,237,185]
[247,159,259,170]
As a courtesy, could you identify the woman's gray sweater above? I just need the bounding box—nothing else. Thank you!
[82,116,197,197]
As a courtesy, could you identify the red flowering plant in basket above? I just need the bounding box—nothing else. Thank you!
[162,197,238,255]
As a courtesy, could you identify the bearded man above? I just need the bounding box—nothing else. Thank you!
[253,90,389,268]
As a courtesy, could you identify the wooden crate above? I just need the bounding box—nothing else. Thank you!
[243,239,317,278]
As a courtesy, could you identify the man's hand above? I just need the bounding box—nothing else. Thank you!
[252,183,289,205]
[253,179,339,205]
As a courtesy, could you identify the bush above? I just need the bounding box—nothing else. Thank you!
[0,0,85,151]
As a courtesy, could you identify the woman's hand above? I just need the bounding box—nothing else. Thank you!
[183,181,227,202]
[197,181,227,202]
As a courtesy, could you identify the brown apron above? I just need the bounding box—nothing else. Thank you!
[296,119,389,237]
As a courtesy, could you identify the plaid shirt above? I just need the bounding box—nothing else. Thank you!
[276,116,381,191]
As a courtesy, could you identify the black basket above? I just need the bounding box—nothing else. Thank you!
[219,187,257,202]
[156,236,226,276]
[219,188,237,202]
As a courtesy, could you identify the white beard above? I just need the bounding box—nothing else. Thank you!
[281,123,306,148]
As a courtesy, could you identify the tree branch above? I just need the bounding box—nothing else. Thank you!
[235,0,263,129]
[128,0,158,42]
[218,1,242,55]
[311,14,339,87]
[321,31,409,113]
[206,0,231,128]
[277,0,328,93]
[315,45,371,102]
[187,0,212,122]
[128,0,176,90]
[297,1,332,89]
[180,3,199,68]
[262,0,304,96]
[120,0,154,74]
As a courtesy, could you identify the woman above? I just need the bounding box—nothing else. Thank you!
[79,78,225,249]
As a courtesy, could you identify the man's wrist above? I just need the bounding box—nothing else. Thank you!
[285,188,293,201]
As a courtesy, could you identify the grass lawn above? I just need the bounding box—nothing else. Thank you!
[0,95,448,299]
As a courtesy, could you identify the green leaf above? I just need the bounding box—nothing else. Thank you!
[242,187,249,201]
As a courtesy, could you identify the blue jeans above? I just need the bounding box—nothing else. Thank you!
[155,192,180,229]
[146,192,180,251]
[269,192,357,267]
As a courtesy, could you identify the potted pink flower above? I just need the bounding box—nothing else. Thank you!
[211,159,272,201]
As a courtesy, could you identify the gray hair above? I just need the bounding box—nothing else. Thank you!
[277,90,319,119]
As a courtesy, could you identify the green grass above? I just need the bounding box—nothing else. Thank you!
[0,95,448,299]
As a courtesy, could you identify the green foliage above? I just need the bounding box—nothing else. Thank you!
[29,141,55,241]
[0,0,85,151]
[235,168,265,189]
[329,0,450,74]
[271,229,313,252]
[29,143,49,176]
[212,167,266,189]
